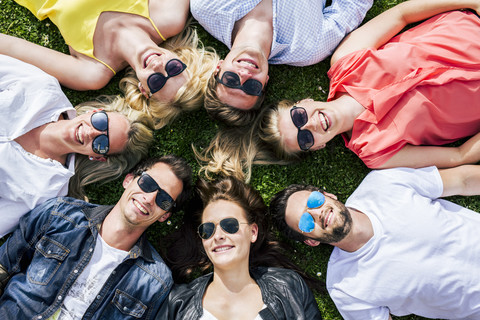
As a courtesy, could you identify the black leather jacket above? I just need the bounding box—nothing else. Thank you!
[156,267,322,320]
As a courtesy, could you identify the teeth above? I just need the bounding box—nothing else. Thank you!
[76,125,84,144]
[239,60,257,68]
[320,112,329,131]
[145,54,160,67]
[214,246,232,252]
[134,200,148,215]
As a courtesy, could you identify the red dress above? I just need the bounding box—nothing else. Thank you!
[328,11,480,168]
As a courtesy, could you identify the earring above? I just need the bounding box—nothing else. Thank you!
[89,156,94,161]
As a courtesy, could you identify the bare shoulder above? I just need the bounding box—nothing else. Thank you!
[149,0,189,39]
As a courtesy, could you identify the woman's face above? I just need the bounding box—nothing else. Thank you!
[64,111,130,158]
[136,48,190,103]
[277,99,338,153]
[200,200,258,271]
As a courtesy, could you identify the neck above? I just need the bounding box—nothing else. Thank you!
[100,206,144,252]
[211,264,256,293]
[115,26,161,72]
[231,0,273,57]
[335,208,373,252]
[25,121,72,163]
[329,94,365,134]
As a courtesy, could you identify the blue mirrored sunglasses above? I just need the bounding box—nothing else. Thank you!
[298,191,325,233]
[91,111,109,155]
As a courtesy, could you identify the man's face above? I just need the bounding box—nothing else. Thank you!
[215,46,269,110]
[284,190,352,244]
[118,162,183,231]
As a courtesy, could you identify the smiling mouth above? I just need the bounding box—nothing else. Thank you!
[237,59,258,69]
[133,199,149,215]
[213,245,234,253]
[76,124,84,144]
[323,209,333,229]
[319,112,330,131]
[144,53,161,68]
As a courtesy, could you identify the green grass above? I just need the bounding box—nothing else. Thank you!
[1,0,478,319]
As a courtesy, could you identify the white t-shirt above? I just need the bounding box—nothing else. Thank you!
[53,234,128,319]
[0,55,76,237]
[201,305,266,320]
[327,167,480,320]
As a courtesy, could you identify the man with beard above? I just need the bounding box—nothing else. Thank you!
[269,165,480,320]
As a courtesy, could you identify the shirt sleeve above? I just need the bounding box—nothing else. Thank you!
[320,0,373,54]
[329,287,390,320]
[0,198,58,293]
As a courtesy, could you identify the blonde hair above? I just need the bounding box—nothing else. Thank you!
[120,26,219,129]
[194,106,294,183]
[257,100,300,160]
[68,95,155,199]
[203,75,265,127]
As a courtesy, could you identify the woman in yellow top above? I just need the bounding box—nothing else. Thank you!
[1,0,219,128]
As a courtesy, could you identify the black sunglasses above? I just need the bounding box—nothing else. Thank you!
[215,71,263,96]
[91,111,109,155]
[147,59,187,95]
[137,172,176,211]
[198,217,249,240]
[290,106,314,151]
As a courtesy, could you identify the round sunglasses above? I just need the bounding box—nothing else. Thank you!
[290,106,314,151]
[137,172,176,211]
[298,191,326,233]
[147,59,187,95]
[198,217,249,240]
[215,71,263,96]
[91,111,109,155]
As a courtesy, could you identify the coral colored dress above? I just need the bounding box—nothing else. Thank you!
[328,11,480,168]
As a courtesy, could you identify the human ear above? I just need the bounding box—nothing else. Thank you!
[323,191,337,200]
[158,212,172,223]
[250,223,258,243]
[122,173,134,189]
[304,239,320,247]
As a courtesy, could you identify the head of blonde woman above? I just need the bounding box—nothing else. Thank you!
[69,95,155,198]
[120,27,219,129]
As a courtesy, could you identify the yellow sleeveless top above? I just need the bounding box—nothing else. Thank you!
[15,0,165,74]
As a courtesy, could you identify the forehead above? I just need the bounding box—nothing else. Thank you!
[145,162,183,200]
[202,200,246,222]
[284,190,310,230]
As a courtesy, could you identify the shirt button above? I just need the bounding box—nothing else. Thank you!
[74,270,78,274]
[112,270,116,275]
[123,307,128,311]
[37,316,42,319]
[57,295,62,300]
[89,248,93,252]
[96,295,101,299]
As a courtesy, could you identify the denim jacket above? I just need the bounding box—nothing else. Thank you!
[0,197,172,320]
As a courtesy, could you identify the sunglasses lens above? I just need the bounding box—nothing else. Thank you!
[91,111,108,132]
[222,72,241,87]
[297,130,314,151]
[307,191,325,209]
[155,190,174,211]
[92,134,109,154]
[291,107,308,128]
[166,59,186,76]
[243,79,263,96]
[137,174,158,193]
[147,73,167,94]
[299,212,315,233]
[198,222,215,239]
[220,218,240,234]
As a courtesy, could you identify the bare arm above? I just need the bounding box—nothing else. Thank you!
[0,33,112,90]
[331,0,480,65]
[375,132,480,169]
[439,165,480,197]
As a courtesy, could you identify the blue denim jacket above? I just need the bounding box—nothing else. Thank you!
[0,197,173,319]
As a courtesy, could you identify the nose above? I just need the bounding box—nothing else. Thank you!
[237,68,252,81]
[301,115,317,132]
[142,190,158,207]
[213,225,226,240]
